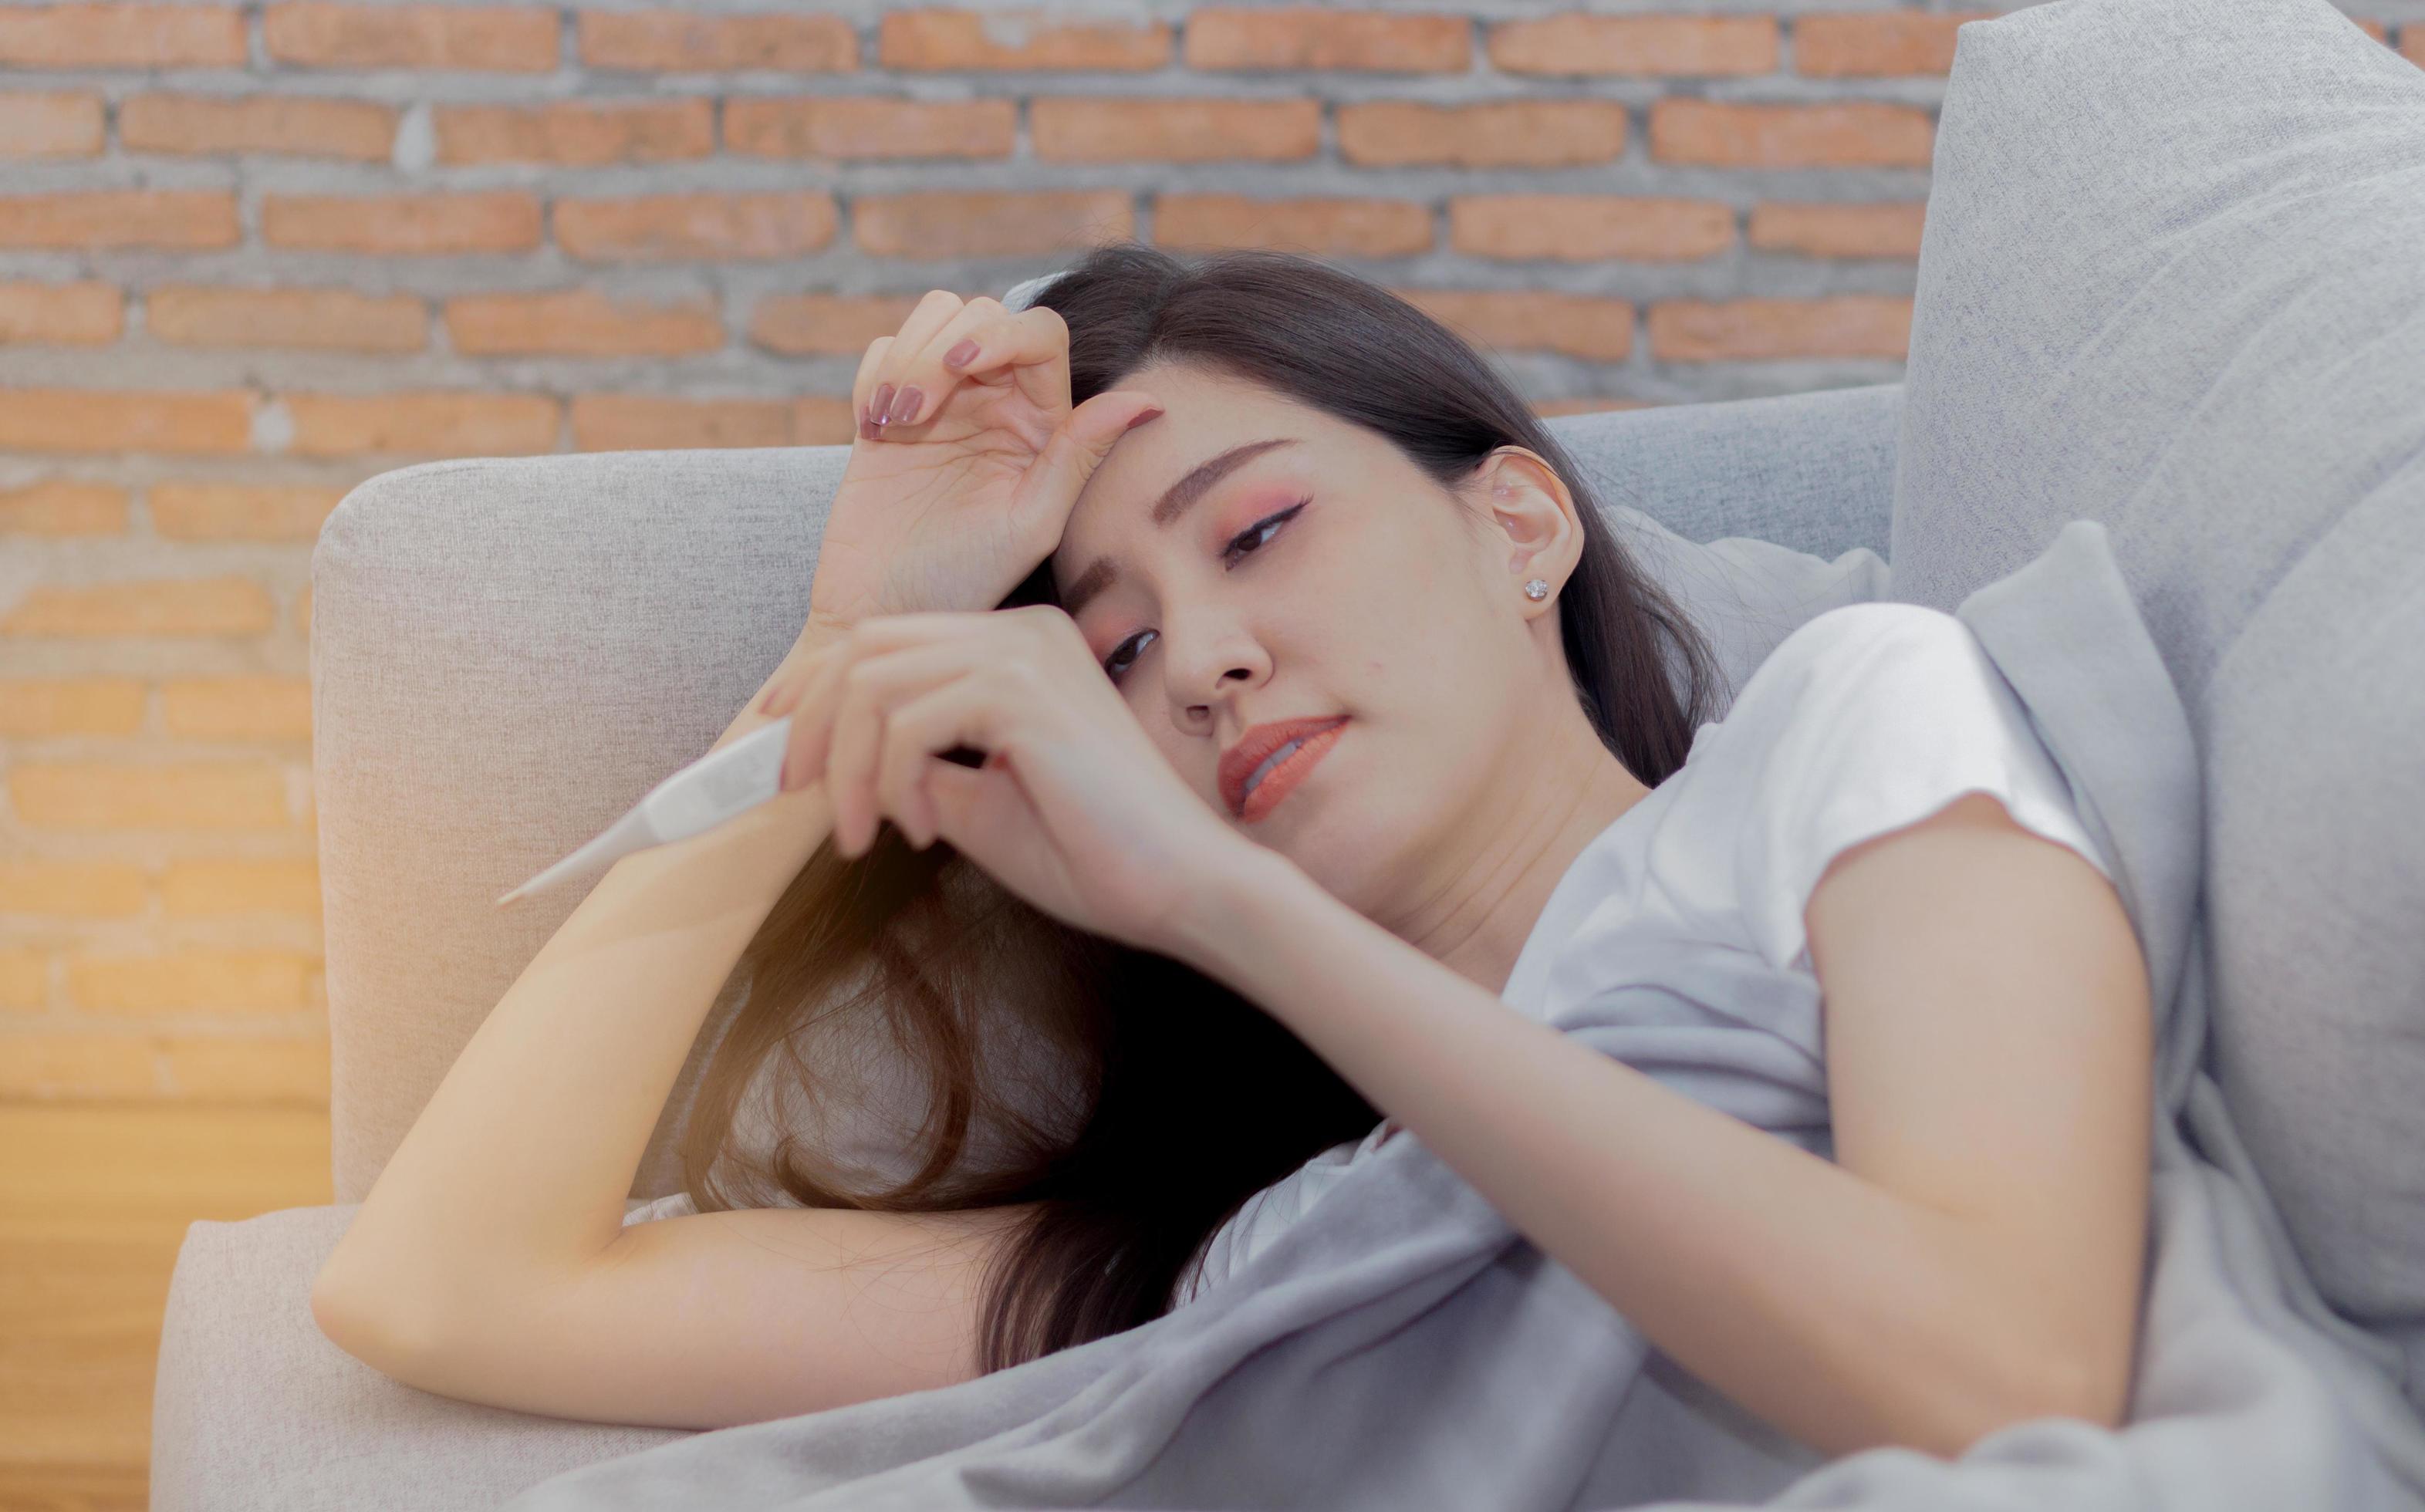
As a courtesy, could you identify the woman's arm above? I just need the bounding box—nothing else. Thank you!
[1164,790,2151,1463]
[310,623,848,1353]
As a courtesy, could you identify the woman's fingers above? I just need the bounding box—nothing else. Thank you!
[860,289,971,435]
[869,298,1072,437]
[811,640,988,852]
[869,679,1012,851]
[878,299,1007,430]
[849,337,892,443]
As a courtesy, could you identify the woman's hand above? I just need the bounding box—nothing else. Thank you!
[752,605,1261,957]
[805,289,1165,633]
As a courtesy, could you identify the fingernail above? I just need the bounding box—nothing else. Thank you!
[890,386,922,425]
[944,339,978,368]
[871,383,894,424]
[1126,406,1164,431]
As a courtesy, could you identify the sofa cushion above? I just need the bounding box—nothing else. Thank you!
[1886,0,2425,1387]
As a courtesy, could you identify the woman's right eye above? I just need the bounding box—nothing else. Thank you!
[1103,629,1155,684]
[1099,500,1305,686]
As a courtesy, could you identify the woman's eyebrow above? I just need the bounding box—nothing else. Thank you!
[1059,437,1302,619]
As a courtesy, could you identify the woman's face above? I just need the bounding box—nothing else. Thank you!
[1050,361,1586,917]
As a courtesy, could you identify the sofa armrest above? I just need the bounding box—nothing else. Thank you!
[151,1204,691,1512]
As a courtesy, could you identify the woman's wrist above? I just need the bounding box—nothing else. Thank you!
[1159,844,1326,985]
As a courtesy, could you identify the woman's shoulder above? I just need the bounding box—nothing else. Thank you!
[1742,601,1977,707]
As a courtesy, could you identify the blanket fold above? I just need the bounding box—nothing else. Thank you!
[501,520,2425,1511]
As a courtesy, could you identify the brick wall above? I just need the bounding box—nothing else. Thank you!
[2,2,2414,1103]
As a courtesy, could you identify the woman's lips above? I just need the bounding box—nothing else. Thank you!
[1238,719,1346,824]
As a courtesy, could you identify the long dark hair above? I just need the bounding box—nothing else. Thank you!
[677,242,1724,1375]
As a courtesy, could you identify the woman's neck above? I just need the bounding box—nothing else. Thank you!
[1397,726,1653,1001]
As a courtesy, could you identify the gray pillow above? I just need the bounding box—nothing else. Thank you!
[1886,0,2425,1398]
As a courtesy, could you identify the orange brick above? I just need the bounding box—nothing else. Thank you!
[2,575,273,637]
[0,1035,158,1096]
[577,10,856,71]
[0,280,121,344]
[0,91,103,157]
[790,394,855,446]
[1338,100,1625,168]
[161,856,320,919]
[1535,397,1657,417]
[0,947,46,1011]
[120,93,396,160]
[570,393,794,451]
[1032,97,1319,162]
[0,676,144,734]
[1647,295,1913,360]
[160,674,313,740]
[877,9,1168,70]
[262,191,542,255]
[0,5,245,68]
[264,2,559,70]
[853,190,1133,258]
[444,290,723,356]
[745,292,924,356]
[282,390,561,456]
[0,190,238,250]
[1491,14,1777,76]
[0,479,127,536]
[1748,201,1928,258]
[1185,8,1469,72]
[1796,12,1998,76]
[1390,289,1635,361]
[553,192,838,261]
[434,99,714,166]
[1151,194,1430,255]
[1651,100,1934,167]
[724,96,1015,159]
[11,761,291,829]
[151,481,345,541]
[2403,28,2424,64]
[160,1035,331,1102]
[71,949,315,1014]
[0,859,147,916]
[1447,194,1734,262]
[0,388,254,454]
[147,286,427,352]
[2,479,129,538]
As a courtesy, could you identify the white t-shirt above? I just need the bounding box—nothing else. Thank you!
[1170,600,2116,1308]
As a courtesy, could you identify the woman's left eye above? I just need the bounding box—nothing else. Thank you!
[1220,498,1307,566]
[1100,497,1308,683]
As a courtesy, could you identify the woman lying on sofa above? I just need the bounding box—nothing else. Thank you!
[309,242,2152,1464]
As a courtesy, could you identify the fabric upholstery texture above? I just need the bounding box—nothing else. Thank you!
[1884,0,2425,1394]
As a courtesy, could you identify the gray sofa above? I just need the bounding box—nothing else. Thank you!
[150,0,2425,1501]
[150,381,1919,1511]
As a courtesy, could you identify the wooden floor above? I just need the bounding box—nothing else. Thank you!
[0,1102,332,1512]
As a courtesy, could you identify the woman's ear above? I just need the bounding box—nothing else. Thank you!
[1474,448,1581,608]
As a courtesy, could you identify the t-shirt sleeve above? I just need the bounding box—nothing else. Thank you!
[1730,602,2118,974]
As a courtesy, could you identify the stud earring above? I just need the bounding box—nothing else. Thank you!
[1524,579,1550,601]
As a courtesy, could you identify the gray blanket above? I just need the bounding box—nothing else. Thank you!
[500,520,2425,1510]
